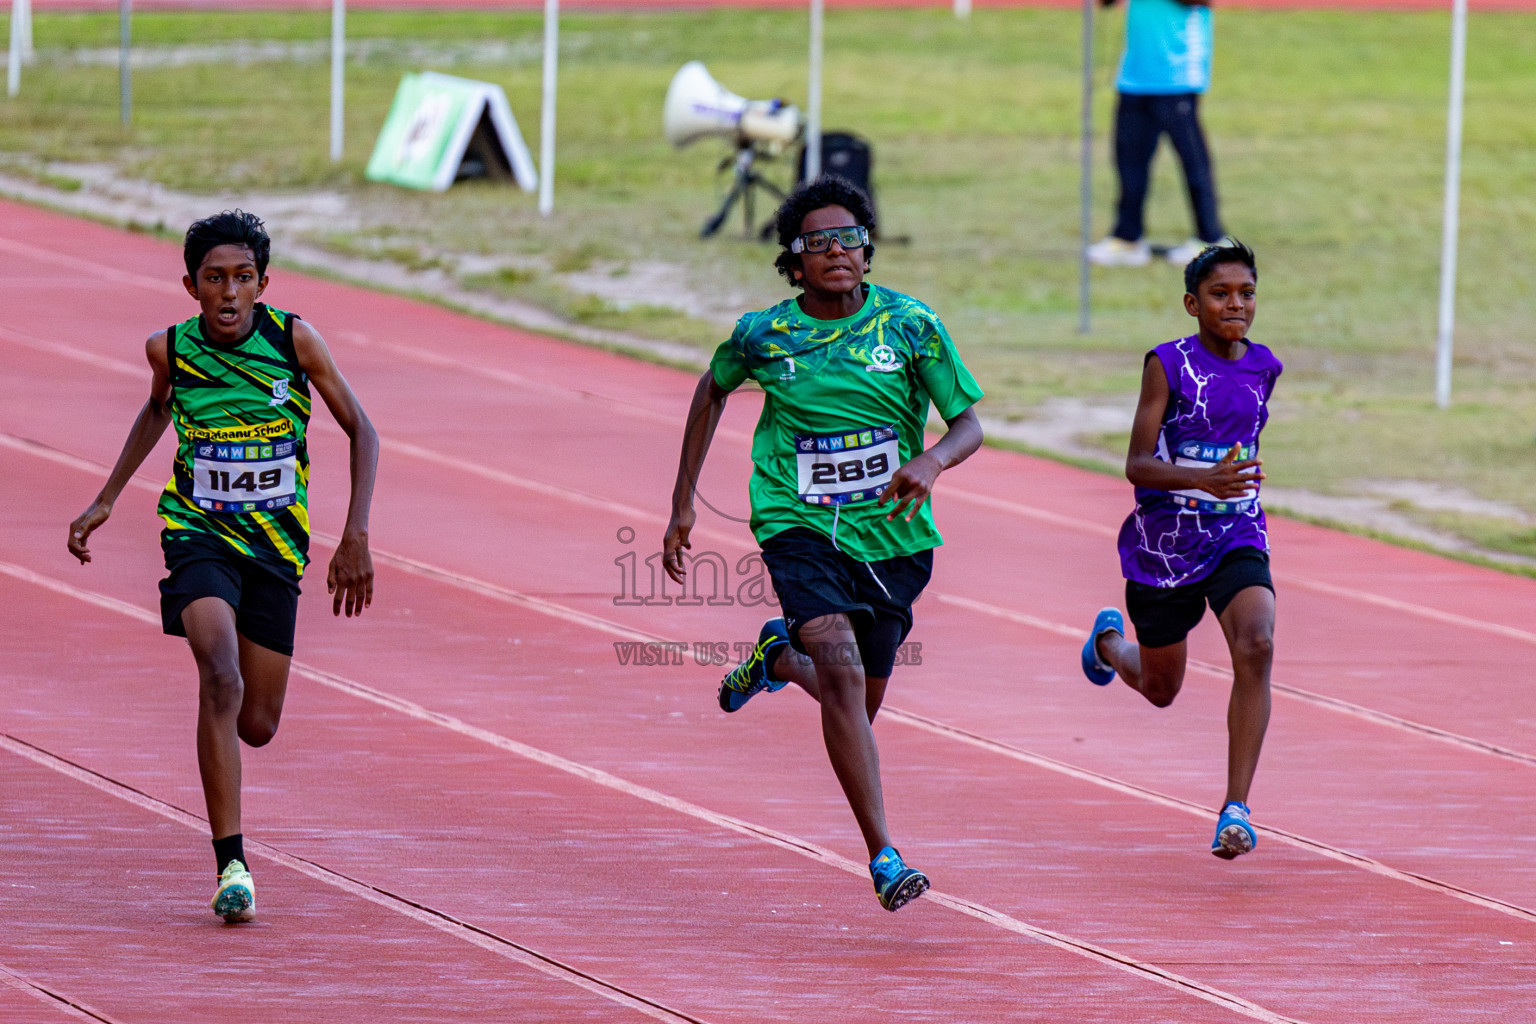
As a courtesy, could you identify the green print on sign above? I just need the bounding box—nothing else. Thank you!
[366,72,538,192]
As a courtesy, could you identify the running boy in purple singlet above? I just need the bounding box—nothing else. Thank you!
[1081,241,1281,859]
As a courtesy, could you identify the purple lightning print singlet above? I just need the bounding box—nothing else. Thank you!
[1117,335,1284,588]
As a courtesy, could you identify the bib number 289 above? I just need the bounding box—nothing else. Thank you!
[810,451,889,486]
[795,426,900,506]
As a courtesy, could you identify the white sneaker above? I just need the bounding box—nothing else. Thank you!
[1085,236,1152,267]
[212,859,256,922]
[1165,236,1231,266]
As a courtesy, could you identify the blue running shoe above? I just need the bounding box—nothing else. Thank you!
[718,618,791,713]
[1081,607,1124,686]
[870,847,929,912]
[1212,801,1257,859]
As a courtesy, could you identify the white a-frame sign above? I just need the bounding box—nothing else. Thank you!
[367,72,538,192]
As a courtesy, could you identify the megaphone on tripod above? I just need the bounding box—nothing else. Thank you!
[664,61,803,151]
[664,61,803,238]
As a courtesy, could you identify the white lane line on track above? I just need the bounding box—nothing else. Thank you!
[11,421,1536,914]
[0,964,127,1024]
[886,707,1536,925]
[360,546,664,643]
[338,337,741,435]
[1279,574,1536,649]
[945,485,1119,538]
[6,318,1529,649]
[0,325,672,528]
[384,437,653,521]
[309,325,1536,652]
[940,486,1536,648]
[0,429,677,644]
[0,324,146,375]
[30,385,1521,776]
[325,539,1536,929]
[933,592,1536,768]
[0,565,1309,1024]
[14,424,1530,775]
[0,237,186,298]
[0,733,714,1024]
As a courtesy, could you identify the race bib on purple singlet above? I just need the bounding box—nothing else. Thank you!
[1168,440,1257,514]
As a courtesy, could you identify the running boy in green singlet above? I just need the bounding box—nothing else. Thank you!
[68,211,379,922]
[664,178,984,911]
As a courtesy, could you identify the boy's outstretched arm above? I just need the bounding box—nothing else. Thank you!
[878,405,983,522]
[294,320,379,618]
[663,370,731,585]
[1125,355,1262,498]
[68,332,173,564]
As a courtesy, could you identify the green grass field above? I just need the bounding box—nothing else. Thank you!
[3,6,1534,563]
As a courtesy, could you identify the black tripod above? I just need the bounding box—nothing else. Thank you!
[700,142,787,240]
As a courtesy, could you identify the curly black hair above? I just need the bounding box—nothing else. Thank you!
[1183,238,1256,295]
[184,209,271,279]
[772,176,876,289]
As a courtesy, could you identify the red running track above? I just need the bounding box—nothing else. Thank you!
[2,198,1535,1022]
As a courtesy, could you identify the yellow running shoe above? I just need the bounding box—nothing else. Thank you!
[212,859,256,922]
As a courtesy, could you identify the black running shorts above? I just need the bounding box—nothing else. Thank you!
[1124,546,1273,650]
[159,533,302,656]
[758,526,933,679]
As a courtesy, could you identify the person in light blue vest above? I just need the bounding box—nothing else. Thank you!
[1087,0,1229,267]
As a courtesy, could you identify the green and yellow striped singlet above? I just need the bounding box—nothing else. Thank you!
[157,303,312,579]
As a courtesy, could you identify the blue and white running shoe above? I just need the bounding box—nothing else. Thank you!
[1212,801,1257,859]
[870,846,929,912]
[1081,607,1124,686]
[718,618,791,713]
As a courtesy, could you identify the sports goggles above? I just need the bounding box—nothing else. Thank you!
[789,225,870,254]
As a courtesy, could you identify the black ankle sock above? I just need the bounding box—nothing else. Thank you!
[212,834,245,876]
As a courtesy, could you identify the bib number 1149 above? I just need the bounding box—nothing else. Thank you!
[191,439,298,513]
[207,468,284,492]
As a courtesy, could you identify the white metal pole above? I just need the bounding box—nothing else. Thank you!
[805,0,823,181]
[1434,0,1467,409]
[1078,0,1094,333]
[7,0,23,99]
[330,0,344,162]
[954,0,971,20]
[119,0,130,127]
[17,0,29,59]
[538,0,558,216]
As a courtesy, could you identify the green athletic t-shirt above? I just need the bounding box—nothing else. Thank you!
[157,304,312,580]
[710,284,984,562]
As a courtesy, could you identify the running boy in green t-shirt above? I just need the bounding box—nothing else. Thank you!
[68,210,379,922]
[663,178,984,911]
